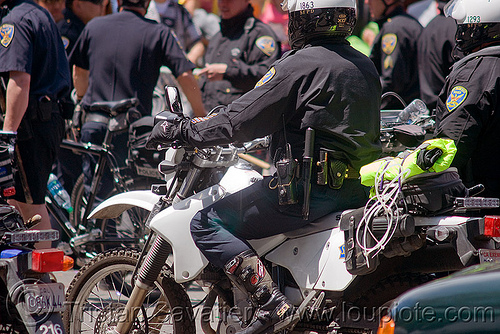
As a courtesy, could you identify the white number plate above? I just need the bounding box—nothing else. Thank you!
[479,249,500,264]
[24,283,65,314]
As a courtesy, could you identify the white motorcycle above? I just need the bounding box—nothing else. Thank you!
[63,88,500,334]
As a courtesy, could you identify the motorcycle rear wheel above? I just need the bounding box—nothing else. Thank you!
[63,248,195,334]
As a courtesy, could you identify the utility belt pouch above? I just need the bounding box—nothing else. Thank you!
[316,149,347,189]
[317,149,328,186]
[329,159,348,189]
[276,143,298,206]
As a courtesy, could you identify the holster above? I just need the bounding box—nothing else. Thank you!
[27,96,60,122]
[17,96,60,141]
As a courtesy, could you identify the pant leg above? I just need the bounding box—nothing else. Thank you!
[190,176,369,268]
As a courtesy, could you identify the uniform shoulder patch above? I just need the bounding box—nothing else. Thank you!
[0,24,15,48]
[255,36,276,56]
[446,86,468,112]
[382,33,397,55]
[61,36,70,50]
[255,67,276,88]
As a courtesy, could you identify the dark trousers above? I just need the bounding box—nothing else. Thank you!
[190,176,369,268]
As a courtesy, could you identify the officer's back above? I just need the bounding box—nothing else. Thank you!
[70,6,193,115]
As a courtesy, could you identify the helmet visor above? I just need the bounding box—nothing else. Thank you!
[444,0,466,21]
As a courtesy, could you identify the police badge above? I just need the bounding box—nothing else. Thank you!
[0,24,14,48]
[446,86,468,112]
[382,33,397,55]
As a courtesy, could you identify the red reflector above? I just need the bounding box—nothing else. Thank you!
[3,187,15,197]
[484,216,500,238]
[32,249,64,273]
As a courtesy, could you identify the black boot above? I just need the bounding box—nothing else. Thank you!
[224,250,294,334]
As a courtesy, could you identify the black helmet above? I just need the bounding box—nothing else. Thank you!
[282,0,357,50]
[445,0,500,54]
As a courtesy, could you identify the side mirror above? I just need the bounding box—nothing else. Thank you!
[164,86,183,115]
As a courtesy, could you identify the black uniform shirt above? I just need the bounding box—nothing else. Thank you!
[155,0,201,50]
[58,8,85,56]
[418,14,458,111]
[70,9,195,115]
[200,5,280,111]
[370,8,422,109]
[435,46,500,197]
[184,41,381,171]
[0,0,71,99]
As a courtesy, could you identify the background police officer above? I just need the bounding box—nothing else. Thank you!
[367,0,422,109]
[0,0,71,248]
[146,0,381,332]
[197,0,280,111]
[435,0,500,207]
[70,0,205,202]
[417,0,461,111]
[58,0,108,55]
[146,0,205,65]
[53,0,107,197]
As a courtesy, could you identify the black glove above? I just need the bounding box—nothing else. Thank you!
[145,120,182,150]
[416,147,443,170]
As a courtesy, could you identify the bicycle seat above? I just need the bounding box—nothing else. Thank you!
[89,98,140,116]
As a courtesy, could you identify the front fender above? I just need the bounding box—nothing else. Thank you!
[149,185,225,283]
[88,190,161,219]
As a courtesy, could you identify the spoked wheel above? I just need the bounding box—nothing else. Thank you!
[98,205,151,252]
[63,249,195,334]
[70,173,154,253]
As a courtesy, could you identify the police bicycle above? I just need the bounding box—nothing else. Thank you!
[45,98,162,265]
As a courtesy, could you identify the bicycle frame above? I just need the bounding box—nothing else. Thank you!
[47,131,136,258]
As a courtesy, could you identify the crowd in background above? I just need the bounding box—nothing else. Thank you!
[3,0,500,245]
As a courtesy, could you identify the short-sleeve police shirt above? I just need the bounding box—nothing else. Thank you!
[0,0,71,99]
[70,9,195,115]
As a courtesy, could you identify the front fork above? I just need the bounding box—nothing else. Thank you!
[114,235,171,334]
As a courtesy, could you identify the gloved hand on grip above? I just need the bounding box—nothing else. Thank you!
[145,120,184,150]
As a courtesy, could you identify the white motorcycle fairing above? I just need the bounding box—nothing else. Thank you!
[265,227,354,293]
[89,190,161,220]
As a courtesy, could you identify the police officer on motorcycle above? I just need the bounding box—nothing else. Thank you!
[435,0,500,208]
[146,0,382,332]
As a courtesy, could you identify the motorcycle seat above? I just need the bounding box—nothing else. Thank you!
[283,210,344,238]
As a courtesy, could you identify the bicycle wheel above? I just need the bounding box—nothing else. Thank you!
[70,173,85,228]
[70,173,155,252]
[63,248,195,334]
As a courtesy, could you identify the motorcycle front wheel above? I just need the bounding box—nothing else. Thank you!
[63,248,195,334]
